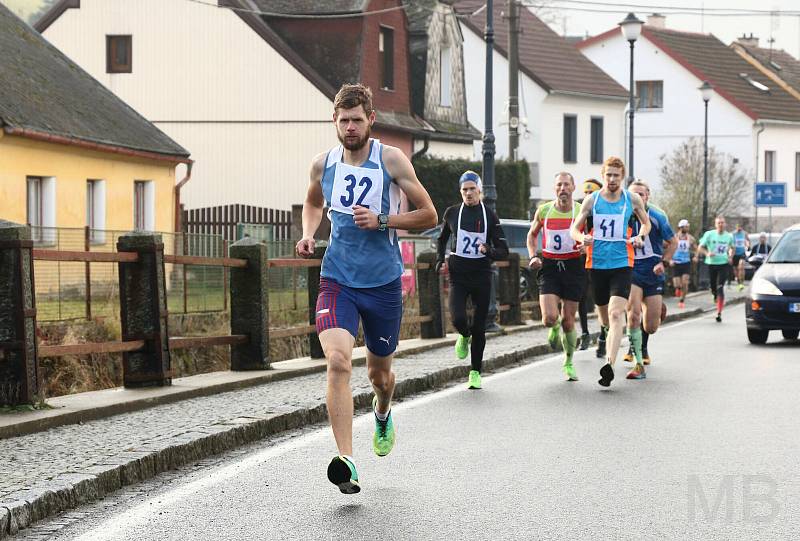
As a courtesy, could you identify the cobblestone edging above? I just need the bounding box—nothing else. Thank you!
[0,304,723,538]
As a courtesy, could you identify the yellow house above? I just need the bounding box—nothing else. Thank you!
[0,2,191,244]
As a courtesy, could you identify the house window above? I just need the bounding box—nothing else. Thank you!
[133,180,155,231]
[86,180,106,244]
[765,151,776,181]
[26,176,56,244]
[106,35,132,73]
[636,80,663,109]
[563,115,577,163]
[379,27,394,90]
[440,45,452,107]
[795,152,800,191]
[590,117,604,164]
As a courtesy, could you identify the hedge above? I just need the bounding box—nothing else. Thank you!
[412,157,531,222]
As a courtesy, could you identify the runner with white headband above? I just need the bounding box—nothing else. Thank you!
[570,156,650,387]
[528,172,586,381]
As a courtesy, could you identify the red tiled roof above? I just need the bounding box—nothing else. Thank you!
[454,0,628,99]
[579,26,800,122]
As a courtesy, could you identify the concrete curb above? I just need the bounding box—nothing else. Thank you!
[0,303,730,538]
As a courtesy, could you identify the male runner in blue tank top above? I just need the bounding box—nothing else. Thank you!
[570,156,650,387]
[296,84,437,494]
[622,180,676,379]
[669,219,695,309]
[732,224,750,291]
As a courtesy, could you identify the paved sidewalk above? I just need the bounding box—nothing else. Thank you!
[0,288,746,537]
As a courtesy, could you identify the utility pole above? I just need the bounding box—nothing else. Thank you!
[508,0,520,161]
[482,0,497,212]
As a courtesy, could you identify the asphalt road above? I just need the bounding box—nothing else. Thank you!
[29,304,800,540]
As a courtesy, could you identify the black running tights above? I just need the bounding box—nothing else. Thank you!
[708,264,729,301]
[449,280,490,372]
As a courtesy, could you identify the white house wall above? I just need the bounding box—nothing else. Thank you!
[756,122,800,228]
[414,139,475,160]
[581,34,755,193]
[42,0,333,210]
[539,93,625,192]
[462,22,624,203]
[161,122,333,210]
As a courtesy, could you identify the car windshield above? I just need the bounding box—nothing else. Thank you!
[768,231,800,263]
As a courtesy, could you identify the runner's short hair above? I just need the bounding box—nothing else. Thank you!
[554,172,575,184]
[629,179,650,192]
[601,156,626,177]
[334,84,374,117]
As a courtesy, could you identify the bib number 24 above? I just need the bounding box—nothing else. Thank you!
[462,236,482,255]
[340,174,373,208]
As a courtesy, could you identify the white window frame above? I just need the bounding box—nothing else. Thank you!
[133,180,155,231]
[765,150,776,182]
[26,176,56,245]
[440,45,452,107]
[86,179,106,244]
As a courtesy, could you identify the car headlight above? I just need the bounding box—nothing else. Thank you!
[750,277,783,296]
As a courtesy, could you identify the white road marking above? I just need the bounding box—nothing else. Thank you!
[72,314,706,539]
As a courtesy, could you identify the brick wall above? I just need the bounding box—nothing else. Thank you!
[361,0,412,114]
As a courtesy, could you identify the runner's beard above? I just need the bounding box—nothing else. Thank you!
[338,126,371,151]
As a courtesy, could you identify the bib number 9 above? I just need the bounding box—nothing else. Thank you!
[462,236,482,255]
[339,174,373,208]
[553,234,562,251]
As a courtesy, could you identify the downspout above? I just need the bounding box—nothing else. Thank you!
[412,136,430,161]
[174,160,194,233]
[753,122,765,232]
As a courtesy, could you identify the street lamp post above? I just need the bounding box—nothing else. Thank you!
[619,13,643,186]
[482,0,497,212]
[699,81,713,232]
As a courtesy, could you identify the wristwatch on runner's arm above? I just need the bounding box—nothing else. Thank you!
[378,213,389,231]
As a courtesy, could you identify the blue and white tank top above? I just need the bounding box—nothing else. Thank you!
[733,231,747,255]
[586,189,635,270]
[674,234,691,264]
[320,139,403,288]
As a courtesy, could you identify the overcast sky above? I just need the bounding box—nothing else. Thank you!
[4,0,800,58]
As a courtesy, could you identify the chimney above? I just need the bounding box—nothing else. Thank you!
[647,13,666,28]
[737,33,760,48]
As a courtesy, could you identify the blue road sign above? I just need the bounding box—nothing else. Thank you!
[754,182,787,207]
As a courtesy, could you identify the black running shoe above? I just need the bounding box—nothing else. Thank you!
[598,363,614,387]
[595,338,606,359]
[579,333,590,350]
[715,313,722,322]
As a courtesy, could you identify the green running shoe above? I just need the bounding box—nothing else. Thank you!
[372,396,396,457]
[327,455,360,494]
[455,335,470,359]
[563,361,578,381]
[467,370,482,389]
[547,322,561,350]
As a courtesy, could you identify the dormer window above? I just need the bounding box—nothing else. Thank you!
[440,45,452,107]
[740,73,769,92]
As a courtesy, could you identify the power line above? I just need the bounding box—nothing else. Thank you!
[521,2,800,17]
[184,0,422,19]
[537,0,796,15]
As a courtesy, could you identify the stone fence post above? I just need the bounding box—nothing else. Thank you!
[0,221,39,405]
[498,253,522,326]
[417,251,445,338]
[229,238,269,370]
[306,245,326,359]
[117,232,171,387]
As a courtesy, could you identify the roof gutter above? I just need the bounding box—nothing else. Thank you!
[549,90,629,102]
[3,126,191,164]
[174,161,194,233]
